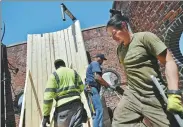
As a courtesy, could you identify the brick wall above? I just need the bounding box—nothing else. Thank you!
[6,43,27,127]
[7,43,27,97]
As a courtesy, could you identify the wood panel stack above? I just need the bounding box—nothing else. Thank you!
[19,20,91,127]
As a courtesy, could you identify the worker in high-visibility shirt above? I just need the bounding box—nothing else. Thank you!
[42,59,86,127]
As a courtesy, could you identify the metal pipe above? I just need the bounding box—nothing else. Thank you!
[60,4,66,21]
[151,75,183,127]
[3,72,6,127]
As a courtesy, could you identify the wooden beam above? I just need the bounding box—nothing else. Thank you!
[25,35,33,127]
[19,71,29,127]
[28,70,43,119]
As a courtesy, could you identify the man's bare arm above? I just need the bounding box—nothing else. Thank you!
[94,73,110,87]
[157,49,179,90]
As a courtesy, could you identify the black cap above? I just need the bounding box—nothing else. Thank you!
[54,59,65,68]
[54,59,64,65]
[95,54,107,60]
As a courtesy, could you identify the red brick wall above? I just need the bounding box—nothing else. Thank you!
[6,43,27,127]
[7,43,27,96]
[114,1,183,39]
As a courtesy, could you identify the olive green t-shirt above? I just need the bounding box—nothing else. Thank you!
[117,32,167,96]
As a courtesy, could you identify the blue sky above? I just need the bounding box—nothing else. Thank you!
[1,1,183,55]
[1,1,112,45]
[180,33,183,55]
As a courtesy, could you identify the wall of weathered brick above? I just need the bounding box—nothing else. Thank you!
[2,44,16,127]
[7,43,27,96]
[6,42,27,127]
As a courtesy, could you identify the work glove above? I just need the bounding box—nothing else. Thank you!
[167,94,183,114]
[42,115,50,127]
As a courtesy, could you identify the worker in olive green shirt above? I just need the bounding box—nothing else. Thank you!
[106,14,183,127]
[42,59,86,127]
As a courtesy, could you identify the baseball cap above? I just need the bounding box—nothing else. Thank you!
[95,54,107,60]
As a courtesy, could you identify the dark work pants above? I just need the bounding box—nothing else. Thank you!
[54,99,86,127]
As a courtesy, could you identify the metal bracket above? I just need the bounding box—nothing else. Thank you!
[60,3,77,22]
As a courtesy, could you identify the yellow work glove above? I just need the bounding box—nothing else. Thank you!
[167,94,183,113]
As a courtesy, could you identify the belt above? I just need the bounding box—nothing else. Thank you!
[55,92,80,101]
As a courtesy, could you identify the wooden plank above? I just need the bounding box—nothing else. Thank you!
[25,35,33,127]
[19,70,29,127]
[41,34,48,92]
[37,34,43,125]
[44,33,52,80]
[76,20,88,64]
[67,26,78,70]
[73,23,83,73]
[54,31,61,61]
[60,30,69,66]
[64,29,72,67]
[44,33,56,127]
[49,33,56,72]
[56,31,62,59]
[50,32,61,127]
[40,35,48,127]
[75,21,89,79]
[38,34,48,127]
[28,70,42,119]
[53,32,59,60]
[31,34,39,127]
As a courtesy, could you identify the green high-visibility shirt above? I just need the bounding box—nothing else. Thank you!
[43,67,84,116]
[117,32,167,96]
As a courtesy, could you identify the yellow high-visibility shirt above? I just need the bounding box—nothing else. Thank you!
[43,67,84,116]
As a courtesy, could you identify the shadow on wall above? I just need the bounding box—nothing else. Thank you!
[86,51,92,64]
[2,45,16,127]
